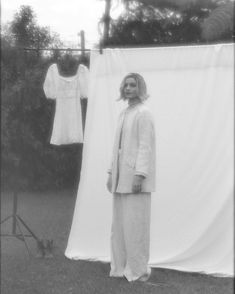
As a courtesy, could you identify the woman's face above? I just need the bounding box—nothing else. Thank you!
[123,77,138,100]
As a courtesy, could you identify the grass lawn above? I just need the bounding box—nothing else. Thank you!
[1,189,234,294]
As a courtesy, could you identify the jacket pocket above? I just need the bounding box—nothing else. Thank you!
[125,156,136,169]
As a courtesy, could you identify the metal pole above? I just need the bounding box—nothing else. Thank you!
[80,30,85,56]
[103,0,112,45]
[12,192,18,234]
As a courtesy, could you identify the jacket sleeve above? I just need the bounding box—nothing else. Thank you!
[135,110,155,177]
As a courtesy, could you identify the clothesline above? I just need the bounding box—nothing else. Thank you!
[15,41,234,55]
[22,47,91,52]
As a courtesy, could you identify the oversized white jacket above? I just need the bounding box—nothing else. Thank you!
[109,103,156,193]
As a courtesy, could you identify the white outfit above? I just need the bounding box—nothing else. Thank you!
[109,102,156,281]
[110,193,151,282]
[109,103,156,193]
[43,63,89,145]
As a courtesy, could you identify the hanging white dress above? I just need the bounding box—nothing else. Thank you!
[43,63,89,145]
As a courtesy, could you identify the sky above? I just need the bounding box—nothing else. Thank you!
[1,0,124,48]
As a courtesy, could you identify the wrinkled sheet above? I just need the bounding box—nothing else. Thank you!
[65,44,234,276]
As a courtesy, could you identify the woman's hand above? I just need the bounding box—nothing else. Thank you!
[132,175,145,193]
[106,174,112,193]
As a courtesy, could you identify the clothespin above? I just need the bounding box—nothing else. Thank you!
[65,48,72,55]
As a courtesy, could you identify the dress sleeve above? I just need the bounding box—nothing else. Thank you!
[78,65,90,99]
[43,64,57,99]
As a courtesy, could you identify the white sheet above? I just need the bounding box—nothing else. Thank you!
[65,44,234,276]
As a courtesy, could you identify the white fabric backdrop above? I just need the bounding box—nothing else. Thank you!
[65,44,234,276]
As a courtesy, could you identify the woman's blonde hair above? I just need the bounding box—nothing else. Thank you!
[119,73,149,101]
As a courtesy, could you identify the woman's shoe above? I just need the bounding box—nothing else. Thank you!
[138,268,151,282]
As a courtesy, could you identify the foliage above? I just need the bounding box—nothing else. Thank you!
[1,6,84,192]
[106,0,234,45]
[10,5,62,48]
[201,1,234,41]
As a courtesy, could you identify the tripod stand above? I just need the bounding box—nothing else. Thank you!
[1,191,40,256]
[1,49,40,256]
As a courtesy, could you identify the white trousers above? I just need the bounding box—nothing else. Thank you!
[110,192,151,282]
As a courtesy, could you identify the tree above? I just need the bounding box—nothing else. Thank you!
[201,1,234,41]
[105,0,234,45]
[10,5,61,48]
[1,6,82,192]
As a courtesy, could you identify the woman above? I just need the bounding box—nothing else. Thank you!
[106,73,156,282]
